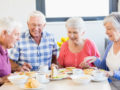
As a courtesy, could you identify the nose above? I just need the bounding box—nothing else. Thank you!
[70,34,74,38]
[34,26,39,30]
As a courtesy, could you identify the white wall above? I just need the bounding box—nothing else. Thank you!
[0,0,36,31]
[0,0,106,58]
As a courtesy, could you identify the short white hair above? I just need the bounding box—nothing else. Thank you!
[0,17,22,34]
[66,17,85,32]
[27,11,46,24]
[104,12,120,32]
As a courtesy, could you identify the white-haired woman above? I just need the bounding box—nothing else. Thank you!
[0,17,21,85]
[57,17,100,68]
[82,13,120,90]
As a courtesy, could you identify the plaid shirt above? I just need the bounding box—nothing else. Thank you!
[9,30,57,71]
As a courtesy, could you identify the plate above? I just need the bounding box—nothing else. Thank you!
[92,76,107,82]
[18,84,45,90]
[50,78,63,81]
[50,74,68,81]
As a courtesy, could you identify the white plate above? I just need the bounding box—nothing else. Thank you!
[50,78,63,81]
[92,76,107,82]
[18,84,46,90]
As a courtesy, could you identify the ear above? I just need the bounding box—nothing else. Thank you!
[0,30,8,39]
[1,30,8,35]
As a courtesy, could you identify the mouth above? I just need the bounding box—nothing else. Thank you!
[108,35,112,38]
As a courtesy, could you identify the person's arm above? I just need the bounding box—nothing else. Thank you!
[51,55,57,64]
[10,59,21,72]
[113,70,120,80]
[0,75,10,86]
[10,59,32,72]
[94,41,113,70]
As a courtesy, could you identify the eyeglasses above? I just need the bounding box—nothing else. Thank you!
[29,23,44,27]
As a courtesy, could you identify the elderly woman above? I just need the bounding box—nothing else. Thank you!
[0,17,21,85]
[81,12,120,90]
[57,17,100,68]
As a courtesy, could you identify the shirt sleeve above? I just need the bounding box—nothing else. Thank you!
[113,70,120,80]
[86,39,100,58]
[8,42,20,61]
[51,35,57,56]
[57,42,66,66]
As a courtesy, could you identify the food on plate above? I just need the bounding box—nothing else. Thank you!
[16,71,36,77]
[66,67,76,71]
[25,72,36,77]
[59,69,72,74]
[83,69,94,75]
[8,75,28,85]
[51,73,67,79]
[51,64,58,79]
[50,65,68,79]
[25,78,40,88]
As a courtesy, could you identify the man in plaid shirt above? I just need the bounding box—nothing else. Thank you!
[9,11,57,71]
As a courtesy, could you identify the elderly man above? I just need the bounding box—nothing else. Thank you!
[9,11,57,71]
[0,17,20,85]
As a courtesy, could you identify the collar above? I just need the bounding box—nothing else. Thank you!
[0,44,7,55]
[24,30,46,39]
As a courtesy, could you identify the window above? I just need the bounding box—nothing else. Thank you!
[36,0,117,22]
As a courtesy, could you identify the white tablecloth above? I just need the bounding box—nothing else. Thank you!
[0,79,111,90]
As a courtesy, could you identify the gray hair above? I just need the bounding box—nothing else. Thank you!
[104,12,120,32]
[0,17,22,34]
[27,11,46,24]
[66,17,85,32]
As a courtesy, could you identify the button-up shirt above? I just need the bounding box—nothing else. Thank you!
[9,30,57,71]
[0,45,11,77]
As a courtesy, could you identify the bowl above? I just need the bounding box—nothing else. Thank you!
[71,74,92,84]
[8,75,28,85]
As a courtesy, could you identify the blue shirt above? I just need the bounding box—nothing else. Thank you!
[94,40,120,81]
[9,30,57,71]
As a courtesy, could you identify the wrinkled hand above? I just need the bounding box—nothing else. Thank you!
[20,62,32,72]
[79,56,97,69]
[0,75,10,85]
[51,64,59,69]
[79,61,90,69]
[105,71,114,77]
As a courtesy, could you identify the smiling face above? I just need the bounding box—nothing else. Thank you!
[67,27,84,44]
[104,22,120,41]
[27,16,46,38]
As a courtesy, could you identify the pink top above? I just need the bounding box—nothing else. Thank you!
[58,39,100,68]
[0,45,11,77]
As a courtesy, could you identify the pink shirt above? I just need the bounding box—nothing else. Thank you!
[58,39,100,68]
[0,45,11,77]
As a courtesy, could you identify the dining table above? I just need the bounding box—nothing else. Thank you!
[0,79,111,90]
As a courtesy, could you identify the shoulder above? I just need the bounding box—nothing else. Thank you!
[43,31,55,39]
[60,41,68,50]
[105,40,113,51]
[20,30,29,38]
[84,38,95,45]
[43,31,53,37]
